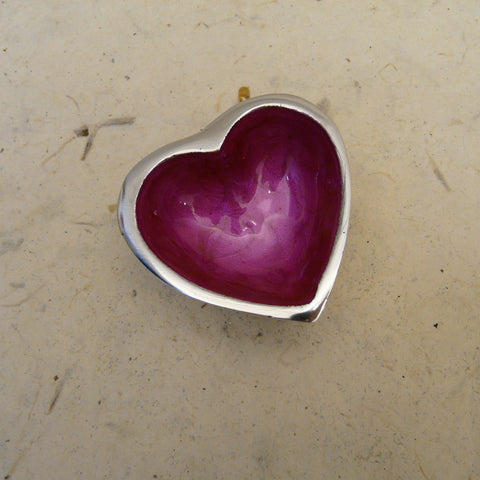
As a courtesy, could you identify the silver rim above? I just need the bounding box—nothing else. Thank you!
[118,94,351,322]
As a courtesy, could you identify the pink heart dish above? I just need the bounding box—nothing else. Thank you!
[118,95,350,322]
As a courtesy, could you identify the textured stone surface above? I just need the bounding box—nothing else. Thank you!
[136,106,342,306]
[1,2,479,479]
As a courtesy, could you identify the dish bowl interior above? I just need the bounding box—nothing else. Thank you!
[135,106,343,307]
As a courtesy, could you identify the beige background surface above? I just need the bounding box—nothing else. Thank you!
[1,1,479,479]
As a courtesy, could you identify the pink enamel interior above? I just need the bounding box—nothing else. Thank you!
[136,106,343,306]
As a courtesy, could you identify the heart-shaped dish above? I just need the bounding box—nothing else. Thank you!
[118,94,350,322]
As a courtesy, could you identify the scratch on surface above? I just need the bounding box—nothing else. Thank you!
[80,116,135,161]
[426,150,450,191]
[42,116,135,165]
[71,220,102,227]
[437,47,467,66]
[41,136,76,166]
[47,370,71,414]
[419,463,430,480]
[216,92,226,112]
[1,285,44,308]
[415,452,431,480]
[378,62,403,83]
[97,116,136,128]
[3,429,46,480]
[10,324,27,345]
[233,54,247,65]
[27,384,41,421]
[65,94,80,112]
[4,448,27,479]
[80,128,98,161]
[63,282,92,313]
[0,238,24,257]
[370,171,395,182]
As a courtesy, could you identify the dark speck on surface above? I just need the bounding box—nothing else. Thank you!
[434,323,439,328]
[74,126,89,137]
